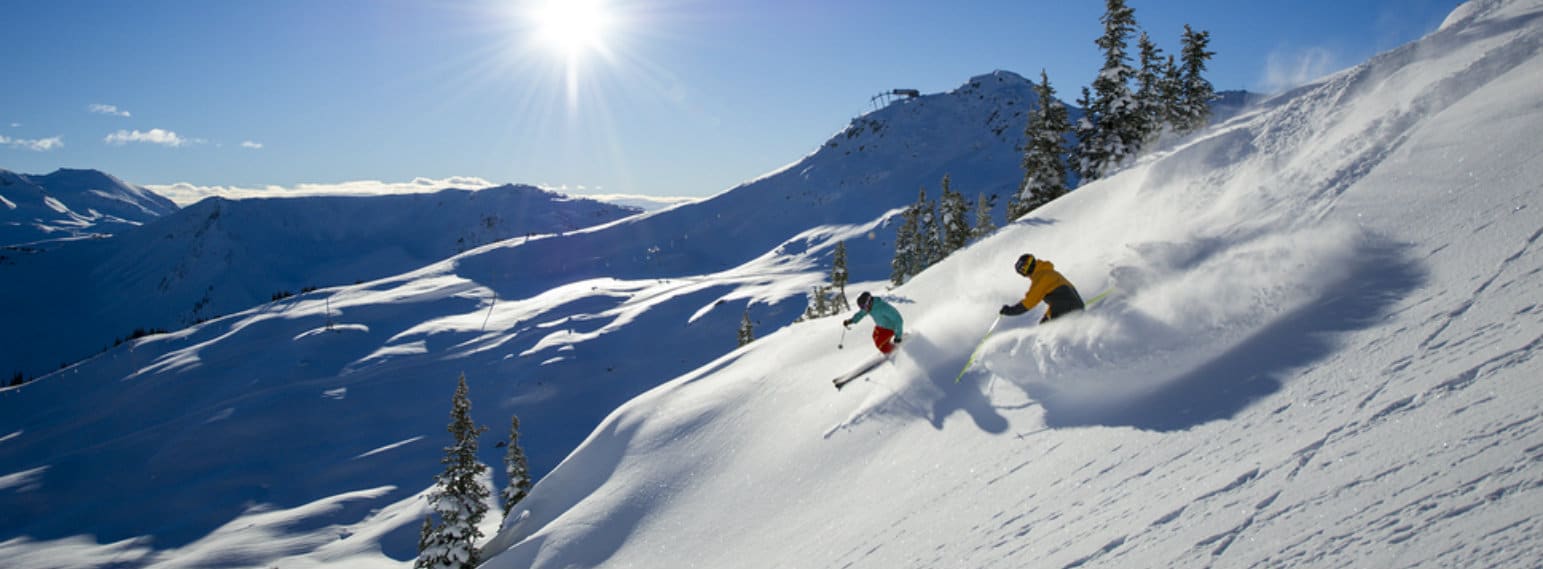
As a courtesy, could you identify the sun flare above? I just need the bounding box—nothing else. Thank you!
[533,0,613,59]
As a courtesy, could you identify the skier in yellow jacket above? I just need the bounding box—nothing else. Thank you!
[1000,254,1084,323]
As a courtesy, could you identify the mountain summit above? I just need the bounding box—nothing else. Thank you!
[0,168,178,247]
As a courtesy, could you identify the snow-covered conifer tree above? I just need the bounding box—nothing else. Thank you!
[972,193,998,240]
[939,175,970,255]
[917,188,943,269]
[1013,70,1072,219]
[889,202,918,286]
[738,309,756,346]
[1074,0,1142,184]
[830,241,850,312]
[1070,85,1101,185]
[1135,31,1167,146]
[1176,24,1217,133]
[1159,54,1184,132]
[417,374,490,569]
[500,415,530,524]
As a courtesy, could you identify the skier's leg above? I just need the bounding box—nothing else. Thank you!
[872,327,896,354]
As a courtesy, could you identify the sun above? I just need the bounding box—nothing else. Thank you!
[532,0,614,59]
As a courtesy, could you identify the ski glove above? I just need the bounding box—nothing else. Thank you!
[1000,303,1028,316]
[842,319,851,327]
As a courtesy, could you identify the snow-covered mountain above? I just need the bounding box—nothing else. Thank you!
[476,2,1543,567]
[3,0,1541,567]
[0,168,178,247]
[0,184,639,382]
[0,68,1044,565]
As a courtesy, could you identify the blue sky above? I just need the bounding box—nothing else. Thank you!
[0,0,1462,199]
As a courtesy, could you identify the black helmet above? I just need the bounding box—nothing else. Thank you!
[856,291,872,309]
[1014,254,1037,276]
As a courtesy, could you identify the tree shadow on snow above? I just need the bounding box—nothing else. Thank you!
[1039,238,1425,432]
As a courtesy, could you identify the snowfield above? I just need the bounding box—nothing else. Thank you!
[481,1,1543,567]
[3,0,1542,567]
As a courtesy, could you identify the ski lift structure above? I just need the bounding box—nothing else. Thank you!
[870,88,920,111]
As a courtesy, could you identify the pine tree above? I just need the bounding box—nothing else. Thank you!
[917,188,943,269]
[972,193,998,240]
[889,202,920,286]
[1176,24,1217,133]
[1071,85,1101,185]
[500,415,531,524]
[830,241,850,312]
[417,516,433,555]
[1159,54,1185,132]
[738,309,756,346]
[1075,0,1143,184]
[1013,70,1072,219]
[1134,31,1167,146]
[939,175,971,255]
[417,374,491,569]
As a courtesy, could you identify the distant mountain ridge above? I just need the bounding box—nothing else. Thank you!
[0,183,638,380]
[0,168,178,247]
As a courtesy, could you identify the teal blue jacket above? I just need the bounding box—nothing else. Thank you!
[850,297,904,337]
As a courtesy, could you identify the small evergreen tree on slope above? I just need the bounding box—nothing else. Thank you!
[890,195,921,286]
[501,415,531,524]
[1176,24,1217,134]
[916,187,943,269]
[417,374,490,569]
[830,241,851,312]
[1012,70,1072,220]
[1074,0,1142,184]
[939,175,971,255]
[972,193,998,240]
[738,309,756,346]
[1134,31,1167,146]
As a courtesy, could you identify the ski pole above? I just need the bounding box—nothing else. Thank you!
[954,315,1003,383]
[838,324,849,349]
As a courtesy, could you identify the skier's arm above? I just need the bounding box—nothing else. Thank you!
[845,308,870,326]
[999,302,1029,316]
[1016,276,1057,312]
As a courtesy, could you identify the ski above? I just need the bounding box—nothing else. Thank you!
[953,315,1002,383]
[952,288,1116,384]
[833,354,888,389]
[1085,286,1117,308]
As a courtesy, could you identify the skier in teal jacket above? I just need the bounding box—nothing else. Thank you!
[843,291,904,355]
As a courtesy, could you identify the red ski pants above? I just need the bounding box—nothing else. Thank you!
[872,327,897,355]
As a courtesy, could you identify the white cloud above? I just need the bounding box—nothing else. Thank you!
[1261,47,1341,93]
[240,141,264,149]
[0,134,63,151]
[144,176,697,211]
[145,176,502,206]
[104,128,187,147]
[88,104,132,118]
[538,183,699,212]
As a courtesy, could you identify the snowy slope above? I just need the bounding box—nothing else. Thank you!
[3,1,1541,567]
[0,168,177,247]
[0,184,638,381]
[0,72,1046,566]
[477,1,1543,568]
